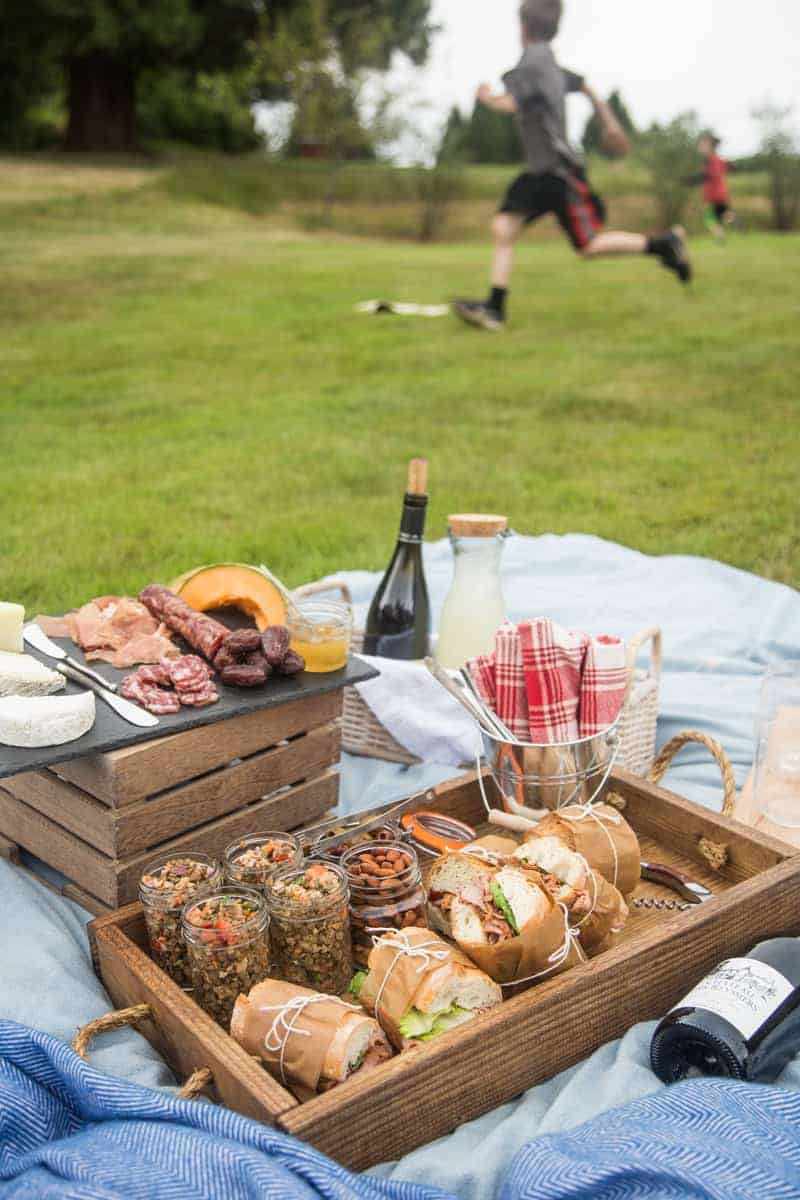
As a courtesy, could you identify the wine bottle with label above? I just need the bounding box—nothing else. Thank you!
[650,938,800,1084]
[362,459,431,660]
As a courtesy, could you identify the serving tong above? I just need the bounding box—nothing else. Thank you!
[424,657,520,744]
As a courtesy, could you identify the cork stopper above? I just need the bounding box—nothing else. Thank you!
[448,513,508,537]
[407,457,429,497]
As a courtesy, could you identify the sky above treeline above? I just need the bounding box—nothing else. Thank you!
[390,0,800,157]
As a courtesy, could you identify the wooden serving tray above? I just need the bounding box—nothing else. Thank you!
[89,767,800,1170]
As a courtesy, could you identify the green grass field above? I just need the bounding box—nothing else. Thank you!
[2,153,798,613]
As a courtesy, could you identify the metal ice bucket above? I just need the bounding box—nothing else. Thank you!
[480,724,621,818]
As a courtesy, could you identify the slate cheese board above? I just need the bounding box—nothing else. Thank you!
[0,618,377,781]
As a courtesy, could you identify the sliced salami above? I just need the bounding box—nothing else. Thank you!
[137,664,172,688]
[178,684,219,708]
[120,673,182,715]
[162,654,214,693]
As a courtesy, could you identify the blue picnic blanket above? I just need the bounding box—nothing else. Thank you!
[2,1019,800,1199]
[1,534,799,1198]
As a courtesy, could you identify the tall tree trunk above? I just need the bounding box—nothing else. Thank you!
[65,52,138,152]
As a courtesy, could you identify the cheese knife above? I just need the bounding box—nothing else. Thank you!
[23,622,119,692]
[23,624,159,729]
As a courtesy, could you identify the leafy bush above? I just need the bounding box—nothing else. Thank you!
[413,165,466,241]
[753,104,800,232]
[638,112,700,227]
[138,70,263,154]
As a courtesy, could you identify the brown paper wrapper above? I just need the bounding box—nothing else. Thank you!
[533,803,641,895]
[464,835,520,860]
[570,869,628,951]
[231,979,363,1094]
[359,928,478,1048]
[455,889,586,994]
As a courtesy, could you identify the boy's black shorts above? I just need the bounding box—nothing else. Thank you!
[498,169,606,250]
[713,202,730,220]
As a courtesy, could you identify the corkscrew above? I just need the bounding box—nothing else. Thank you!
[637,862,713,910]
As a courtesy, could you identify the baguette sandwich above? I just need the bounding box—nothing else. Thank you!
[531,803,641,896]
[513,835,628,951]
[426,851,496,938]
[450,864,586,988]
[231,978,392,1098]
[353,926,502,1049]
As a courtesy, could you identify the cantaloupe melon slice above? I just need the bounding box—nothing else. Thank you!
[170,563,287,632]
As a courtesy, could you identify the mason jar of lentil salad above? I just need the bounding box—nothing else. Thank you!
[223,830,302,892]
[182,887,270,1028]
[266,862,352,996]
[139,853,222,987]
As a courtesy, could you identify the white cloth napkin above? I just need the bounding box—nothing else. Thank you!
[354,656,477,767]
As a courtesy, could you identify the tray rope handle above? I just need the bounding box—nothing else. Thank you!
[71,1003,213,1100]
[293,578,353,607]
[622,626,663,708]
[647,731,737,871]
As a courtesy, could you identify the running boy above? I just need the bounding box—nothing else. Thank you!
[454,0,692,332]
[689,132,735,241]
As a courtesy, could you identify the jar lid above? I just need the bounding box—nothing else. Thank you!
[448,513,508,537]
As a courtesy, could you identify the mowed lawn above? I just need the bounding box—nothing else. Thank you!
[2,159,799,613]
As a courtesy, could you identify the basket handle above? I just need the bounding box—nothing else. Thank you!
[647,731,737,872]
[71,1003,213,1100]
[293,578,353,607]
[622,626,662,706]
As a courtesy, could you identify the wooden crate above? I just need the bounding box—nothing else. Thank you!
[89,766,800,1170]
[0,690,341,913]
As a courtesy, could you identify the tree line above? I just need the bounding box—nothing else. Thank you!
[0,0,436,153]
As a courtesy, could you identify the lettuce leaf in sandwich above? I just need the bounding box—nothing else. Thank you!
[398,1004,475,1041]
[490,878,519,935]
[349,971,367,997]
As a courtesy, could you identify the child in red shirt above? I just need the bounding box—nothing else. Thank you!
[694,133,735,241]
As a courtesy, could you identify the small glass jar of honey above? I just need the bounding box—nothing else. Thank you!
[287,599,352,673]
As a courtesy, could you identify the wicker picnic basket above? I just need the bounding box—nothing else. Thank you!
[294,582,662,776]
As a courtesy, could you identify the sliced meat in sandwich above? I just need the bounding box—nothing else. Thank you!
[231,978,392,1099]
[450,865,586,989]
[514,835,628,951]
[354,926,502,1049]
[426,851,496,938]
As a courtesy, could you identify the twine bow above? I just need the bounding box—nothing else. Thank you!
[369,928,450,1032]
[560,803,622,889]
[502,903,581,989]
[260,994,361,1086]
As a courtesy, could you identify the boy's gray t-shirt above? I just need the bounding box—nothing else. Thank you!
[503,42,584,177]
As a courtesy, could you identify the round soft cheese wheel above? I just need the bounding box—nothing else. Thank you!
[0,692,95,747]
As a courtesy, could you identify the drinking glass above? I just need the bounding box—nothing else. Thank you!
[754,666,800,828]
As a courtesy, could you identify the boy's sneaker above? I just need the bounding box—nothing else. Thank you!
[453,300,505,332]
[659,227,693,284]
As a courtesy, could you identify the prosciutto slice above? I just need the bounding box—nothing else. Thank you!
[36,597,179,669]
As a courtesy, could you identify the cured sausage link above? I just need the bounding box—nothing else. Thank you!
[139,585,228,663]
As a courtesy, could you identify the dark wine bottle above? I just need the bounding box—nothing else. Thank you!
[650,938,800,1084]
[362,458,431,660]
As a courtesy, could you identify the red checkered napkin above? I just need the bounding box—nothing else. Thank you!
[466,622,530,741]
[518,619,588,744]
[466,653,497,713]
[579,635,628,738]
[493,621,533,740]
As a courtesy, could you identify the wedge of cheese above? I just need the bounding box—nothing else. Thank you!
[0,692,95,748]
[0,652,66,698]
[0,603,24,653]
